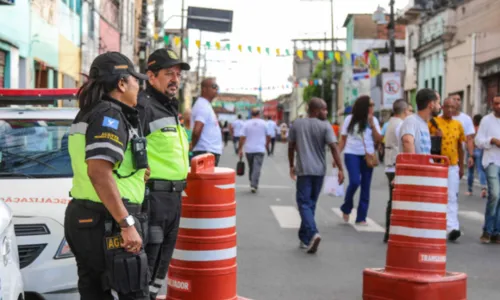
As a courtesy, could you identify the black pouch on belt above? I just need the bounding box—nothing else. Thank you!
[102,212,150,294]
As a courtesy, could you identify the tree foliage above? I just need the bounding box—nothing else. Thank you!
[303,60,342,119]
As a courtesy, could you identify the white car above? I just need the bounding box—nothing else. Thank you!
[0,89,80,300]
[0,200,24,300]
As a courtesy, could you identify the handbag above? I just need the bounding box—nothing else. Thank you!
[429,118,442,155]
[362,132,379,168]
[236,157,245,176]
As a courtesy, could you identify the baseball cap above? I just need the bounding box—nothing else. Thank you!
[89,52,148,82]
[147,49,191,71]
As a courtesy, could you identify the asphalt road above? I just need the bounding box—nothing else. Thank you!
[206,142,500,300]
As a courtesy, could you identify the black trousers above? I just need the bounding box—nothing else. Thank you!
[385,172,396,240]
[64,200,149,300]
[192,150,221,166]
[267,138,276,155]
[145,188,182,299]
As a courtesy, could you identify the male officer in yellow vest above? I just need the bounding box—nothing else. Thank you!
[136,48,190,299]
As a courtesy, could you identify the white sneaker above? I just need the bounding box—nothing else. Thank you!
[299,242,308,249]
[306,233,321,254]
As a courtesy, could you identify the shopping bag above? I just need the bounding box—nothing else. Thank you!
[323,168,344,197]
[236,157,245,176]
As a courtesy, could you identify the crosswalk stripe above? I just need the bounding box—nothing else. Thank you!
[331,208,385,233]
[458,210,485,223]
[270,205,301,229]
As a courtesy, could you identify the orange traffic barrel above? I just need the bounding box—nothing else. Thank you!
[362,154,467,300]
[387,154,449,276]
[166,154,237,300]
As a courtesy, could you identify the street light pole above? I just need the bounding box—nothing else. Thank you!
[180,0,185,61]
[389,0,396,72]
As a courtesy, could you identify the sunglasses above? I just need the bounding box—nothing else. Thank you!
[212,84,219,90]
[369,103,375,107]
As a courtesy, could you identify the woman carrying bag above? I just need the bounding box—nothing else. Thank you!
[338,96,383,225]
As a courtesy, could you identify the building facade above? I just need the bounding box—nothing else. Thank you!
[342,13,406,111]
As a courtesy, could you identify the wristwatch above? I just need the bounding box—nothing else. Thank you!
[119,215,135,228]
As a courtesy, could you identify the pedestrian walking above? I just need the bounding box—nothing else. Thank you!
[230,114,244,154]
[338,95,383,225]
[266,116,278,156]
[288,98,344,254]
[191,78,223,166]
[238,108,270,193]
[451,93,476,176]
[383,99,412,243]
[64,52,150,300]
[222,121,230,147]
[399,88,441,154]
[136,48,191,299]
[475,94,500,244]
[428,97,465,241]
[466,114,487,198]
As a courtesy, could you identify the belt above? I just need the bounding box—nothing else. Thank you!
[72,199,142,215]
[147,180,186,192]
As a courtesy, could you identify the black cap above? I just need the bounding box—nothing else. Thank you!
[89,52,148,82]
[147,49,191,71]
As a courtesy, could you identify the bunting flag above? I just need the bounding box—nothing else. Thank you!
[221,84,292,92]
[159,37,380,77]
[296,50,303,60]
[317,51,324,61]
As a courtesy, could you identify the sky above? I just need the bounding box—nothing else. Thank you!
[164,0,408,101]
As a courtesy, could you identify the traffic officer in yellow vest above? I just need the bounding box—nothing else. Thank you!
[136,48,190,299]
[64,52,151,300]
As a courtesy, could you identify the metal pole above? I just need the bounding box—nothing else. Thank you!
[389,0,396,72]
[196,30,203,94]
[322,32,326,100]
[180,0,185,61]
[330,0,338,120]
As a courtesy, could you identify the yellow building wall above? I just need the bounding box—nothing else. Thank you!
[58,35,81,83]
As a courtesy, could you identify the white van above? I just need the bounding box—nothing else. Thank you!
[0,89,79,300]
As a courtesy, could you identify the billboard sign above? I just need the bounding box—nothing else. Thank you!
[187,6,233,33]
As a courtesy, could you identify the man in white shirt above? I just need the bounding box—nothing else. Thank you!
[383,99,412,243]
[230,114,244,154]
[475,94,500,244]
[238,108,270,193]
[451,93,475,170]
[191,78,223,166]
[266,116,279,156]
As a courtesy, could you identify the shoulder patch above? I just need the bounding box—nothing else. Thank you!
[102,116,120,130]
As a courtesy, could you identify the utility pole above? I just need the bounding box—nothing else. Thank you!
[322,32,327,100]
[330,0,337,120]
[180,0,185,61]
[389,0,396,72]
[138,0,149,75]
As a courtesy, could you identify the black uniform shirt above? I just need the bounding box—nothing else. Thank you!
[136,84,180,137]
[77,95,138,165]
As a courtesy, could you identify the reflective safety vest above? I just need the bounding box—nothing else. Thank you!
[146,116,189,181]
[68,122,146,205]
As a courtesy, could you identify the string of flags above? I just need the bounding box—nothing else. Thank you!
[156,35,378,64]
[221,79,336,93]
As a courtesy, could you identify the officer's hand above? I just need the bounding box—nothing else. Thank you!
[121,226,143,254]
[144,166,151,182]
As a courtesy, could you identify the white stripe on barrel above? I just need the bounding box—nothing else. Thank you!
[394,176,448,187]
[392,201,447,213]
[389,226,447,239]
[215,183,236,189]
[180,216,236,229]
[172,247,237,261]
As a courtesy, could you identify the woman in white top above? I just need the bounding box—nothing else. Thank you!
[338,96,383,225]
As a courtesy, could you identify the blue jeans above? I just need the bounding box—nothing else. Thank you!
[341,154,374,223]
[467,149,487,192]
[296,175,324,245]
[233,137,240,154]
[484,164,500,235]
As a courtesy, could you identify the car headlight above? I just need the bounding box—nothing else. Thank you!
[54,238,74,259]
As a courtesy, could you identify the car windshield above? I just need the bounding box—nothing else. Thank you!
[0,119,73,178]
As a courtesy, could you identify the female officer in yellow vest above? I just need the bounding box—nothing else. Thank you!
[64,52,151,300]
